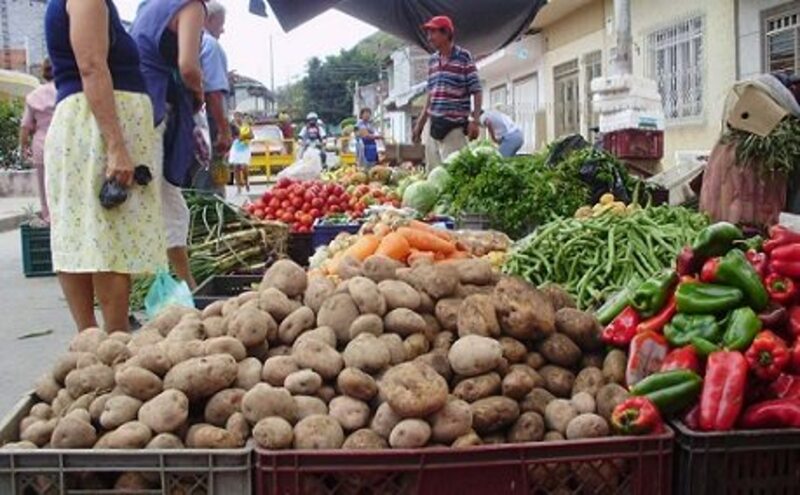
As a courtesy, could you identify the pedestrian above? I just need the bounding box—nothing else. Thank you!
[43,0,166,331]
[480,108,524,157]
[412,15,482,169]
[355,107,381,168]
[19,59,56,223]
[228,112,253,195]
[131,0,206,290]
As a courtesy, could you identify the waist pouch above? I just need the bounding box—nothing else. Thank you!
[430,117,466,141]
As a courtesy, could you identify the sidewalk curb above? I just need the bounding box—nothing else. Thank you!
[0,214,26,234]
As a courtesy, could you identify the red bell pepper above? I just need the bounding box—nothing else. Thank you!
[626,331,670,386]
[700,257,719,283]
[637,294,677,334]
[699,351,748,431]
[661,345,701,374]
[745,330,790,381]
[683,403,701,430]
[611,397,665,435]
[739,398,800,429]
[745,249,769,278]
[764,225,800,254]
[768,373,800,400]
[765,274,798,305]
[769,243,800,278]
[601,306,640,347]
[789,306,800,340]
[790,341,800,374]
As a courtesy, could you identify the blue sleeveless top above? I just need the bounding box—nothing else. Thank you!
[45,0,146,103]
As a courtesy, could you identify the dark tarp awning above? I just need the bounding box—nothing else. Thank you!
[265,0,547,57]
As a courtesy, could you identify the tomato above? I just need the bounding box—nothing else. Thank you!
[275,209,284,218]
[290,184,304,197]
[325,183,337,193]
[291,196,303,209]
[274,189,288,200]
[302,202,312,213]
[276,177,292,189]
[311,197,324,208]
[303,190,314,202]
[309,208,321,218]
[254,199,265,209]
[262,191,273,202]
[330,205,342,213]
[297,225,311,234]
[333,184,345,195]
[281,212,294,224]
[252,208,264,219]
[372,189,384,199]
[299,215,312,227]
[293,211,303,221]
[280,200,291,209]
[266,198,278,209]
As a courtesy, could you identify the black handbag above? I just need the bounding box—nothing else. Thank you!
[429,117,466,141]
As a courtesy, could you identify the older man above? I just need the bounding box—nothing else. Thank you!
[412,15,482,169]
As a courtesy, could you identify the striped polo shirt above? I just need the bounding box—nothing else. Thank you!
[427,44,482,123]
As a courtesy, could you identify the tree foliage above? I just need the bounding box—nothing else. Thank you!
[0,99,23,169]
[303,48,379,125]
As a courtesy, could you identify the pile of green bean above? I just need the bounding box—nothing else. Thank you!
[503,206,709,309]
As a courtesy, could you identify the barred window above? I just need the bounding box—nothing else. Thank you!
[646,16,704,121]
[554,59,580,137]
[583,50,602,136]
[765,9,799,73]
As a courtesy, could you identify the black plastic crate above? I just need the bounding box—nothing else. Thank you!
[193,274,261,309]
[20,225,54,277]
[288,232,314,267]
[312,221,361,250]
[671,420,800,494]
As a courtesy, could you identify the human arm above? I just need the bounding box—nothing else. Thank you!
[486,121,498,144]
[175,1,205,111]
[412,94,431,143]
[19,104,33,160]
[466,57,483,140]
[67,0,134,186]
[206,91,231,153]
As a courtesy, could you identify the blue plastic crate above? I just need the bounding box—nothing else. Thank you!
[312,221,361,250]
[20,225,54,277]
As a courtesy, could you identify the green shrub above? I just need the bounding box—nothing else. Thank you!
[0,99,23,169]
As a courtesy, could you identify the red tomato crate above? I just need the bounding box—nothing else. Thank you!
[602,129,664,160]
[255,429,672,495]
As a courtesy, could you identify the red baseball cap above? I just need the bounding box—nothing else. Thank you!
[422,15,454,34]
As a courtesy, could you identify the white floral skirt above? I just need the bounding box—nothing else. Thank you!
[44,91,167,274]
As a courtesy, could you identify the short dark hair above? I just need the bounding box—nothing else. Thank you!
[359,108,372,119]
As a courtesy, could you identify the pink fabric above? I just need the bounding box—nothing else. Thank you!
[21,82,56,166]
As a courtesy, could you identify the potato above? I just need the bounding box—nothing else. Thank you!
[380,362,448,418]
[201,316,226,339]
[108,331,132,344]
[163,354,238,401]
[222,299,240,318]
[30,403,53,420]
[137,389,189,434]
[65,364,115,398]
[496,337,525,365]
[448,258,494,285]
[433,298,461,331]
[596,383,630,421]
[470,396,520,434]
[202,300,225,319]
[293,338,343,380]
[555,308,601,351]
[69,327,108,353]
[294,395,328,420]
[51,416,96,448]
[51,389,74,416]
[410,264,459,299]
[544,399,578,435]
[336,367,377,401]
[146,433,184,449]
[296,326,338,348]
[262,356,300,386]
[388,419,431,448]
[452,430,482,448]
[364,255,403,283]
[34,373,60,403]
[415,350,453,381]
[343,429,388,449]
[293,415,345,449]
[342,334,391,373]
[539,365,575,398]
[160,339,205,366]
[284,369,323,395]
[235,357,263,391]
[571,392,596,414]
[128,329,164,354]
[377,280,421,311]
[279,307,316,345]
[21,418,57,446]
[317,293,360,344]
[261,260,308,298]
[543,431,565,442]
[348,314,384,340]
[199,390,243,429]
[492,277,556,340]
[384,308,427,336]
[379,334,407,365]
[259,288,302,322]
[100,396,142,430]
[76,352,100,368]
[227,307,273,347]
[602,350,626,385]
[457,294,500,338]
[433,331,454,352]
[430,398,472,443]
[525,352,546,370]
[508,412,545,443]
[52,353,84,384]
[226,412,250,443]
[448,335,503,377]
[96,421,152,449]
[2,441,38,450]
[166,317,204,342]
[329,396,370,431]
[242,383,297,424]
[132,345,172,376]
[502,368,536,400]
[97,339,131,367]
[19,416,38,434]
[88,393,113,422]
[151,306,199,335]
[203,336,247,362]
[115,366,163,401]
[566,414,609,440]
[453,372,501,402]
[186,424,242,449]
[537,334,581,368]
[65,407,91,423]
[370,402,401,439]
[538,283,575,309]
[403,333,430,360]
[347,276,387,316]
[253,417,294,449]
[418,291,435,314]
[573,367,605,397]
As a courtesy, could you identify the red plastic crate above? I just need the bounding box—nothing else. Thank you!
[603,129,664,160]
[255,429,673,495]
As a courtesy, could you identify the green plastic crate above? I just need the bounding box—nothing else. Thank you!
[20,225,54,277]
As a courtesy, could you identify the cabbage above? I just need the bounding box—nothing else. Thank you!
[427,167,451,193]
[402,180,440,215]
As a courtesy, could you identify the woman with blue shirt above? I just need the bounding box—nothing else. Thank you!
[480,109,524,157]
[44,0,166,331]
[355,108,381,168]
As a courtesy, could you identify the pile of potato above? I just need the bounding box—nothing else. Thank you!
[7,256,632,456]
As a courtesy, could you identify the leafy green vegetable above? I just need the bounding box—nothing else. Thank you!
[722,116,800,176]
[427,167,451,194]
[402,180,440,215]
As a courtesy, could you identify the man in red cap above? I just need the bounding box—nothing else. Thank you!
[413,15,483,169]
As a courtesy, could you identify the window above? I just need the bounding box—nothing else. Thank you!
[512,75,538,153]
[646,16,704,121]
[764,7,799,73]
[583,50,602,136]
[489,85,508,109]
[554,60,580,137]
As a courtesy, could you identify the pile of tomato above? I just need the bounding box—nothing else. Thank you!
[347,184,401,217]
[244,178,352,233]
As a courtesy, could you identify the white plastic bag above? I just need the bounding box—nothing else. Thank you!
[277,150,323,181]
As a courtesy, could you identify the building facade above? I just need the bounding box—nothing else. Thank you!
[383,45,429,144]
[0,0,47,73]
[737,0,800,79]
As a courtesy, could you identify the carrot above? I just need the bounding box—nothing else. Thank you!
[373,222,392,238]
[397,227,457,255]
[407,249,436,266]
[408,219,452,241]
[343,234,380,261]
[375,232,411,261]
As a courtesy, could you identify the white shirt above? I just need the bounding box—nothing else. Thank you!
[480,110,519,140]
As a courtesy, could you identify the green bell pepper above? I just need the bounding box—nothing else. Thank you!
[630,369,703,416]
[706,250,768,311]
[664,314,722,347]
[722,307,762,351]
[596,287,633,325]
[629,269,678,318]
[691,222,744,259]
[675,283,743,315]
[691,336,721,357]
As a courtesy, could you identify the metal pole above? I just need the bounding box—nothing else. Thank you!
[269,34,275,92]
[612,0,632,76]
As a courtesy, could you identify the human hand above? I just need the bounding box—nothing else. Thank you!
[192,90,205,113]
[412,126,422,144]
[215,129,233,155]
[106,146,134,187]
[467,121,480,140]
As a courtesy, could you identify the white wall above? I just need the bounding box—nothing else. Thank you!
[738,0,799,79]
[2,0,47,70]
